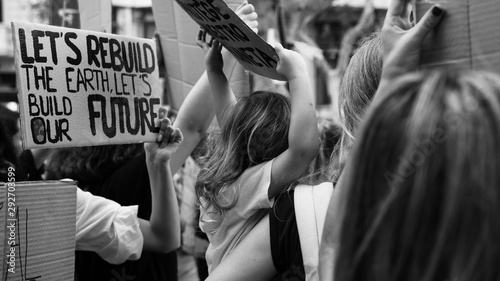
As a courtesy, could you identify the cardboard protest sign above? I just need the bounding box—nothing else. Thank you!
[415,0,500,72]
[151,0,251,110]
[11,22,161,149]
[0,181,77,280]
[174,0,284,81]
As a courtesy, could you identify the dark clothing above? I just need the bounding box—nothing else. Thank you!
[19,150,43,181]
[75,152,177,281]
[0,161,27,183]
[270,190,305,281]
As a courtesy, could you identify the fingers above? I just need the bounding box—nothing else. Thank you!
[196,29,211,49]
[169,128,184,145]
[235,0,249,13]
[196,30,205,48]
[273,43,286,69]
[274,43,284,54]
[158,106,168,120]
[384,0,412,27]
[410,5,444,42]
[387,0,411,18]
[157,118,172,143]
[235,1,254,16]
[235,1,258,33]
[213,40,223,52]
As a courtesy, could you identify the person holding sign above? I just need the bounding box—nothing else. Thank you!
[75,108,182,264]
[0,106,182,269]
[195,28,320,274]
[200,0,446,280]
[44,108,181,268]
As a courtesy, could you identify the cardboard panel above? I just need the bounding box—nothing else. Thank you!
[470,0,500,71]
[11,22,162,149]
[78,0,112,33]
[0,181,77,280]
[416,0,500,72]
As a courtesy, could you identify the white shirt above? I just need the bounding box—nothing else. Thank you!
[75,188,144,264]
[199,159,274,273]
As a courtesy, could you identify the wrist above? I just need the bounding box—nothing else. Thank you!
[287,74,309,85]
[206,65,224,73]
[146,156,171,167]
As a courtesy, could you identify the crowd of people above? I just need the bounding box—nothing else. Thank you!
[1,0,499,280]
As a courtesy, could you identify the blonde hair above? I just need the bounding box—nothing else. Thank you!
[336,69,500,281]
[332,32,383,181]
[196,91,291,212]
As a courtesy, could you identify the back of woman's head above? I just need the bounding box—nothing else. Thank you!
[332,33,383,180]
[196,91,291,211]
[336,69,500,281]
[339,33,383,145]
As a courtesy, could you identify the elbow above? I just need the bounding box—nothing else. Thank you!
[184,120,206,139]
[156,233,181,254]
[151,222,181,253]
[159,237,181,254]
[174,117,209,142]
[291,138,321,163]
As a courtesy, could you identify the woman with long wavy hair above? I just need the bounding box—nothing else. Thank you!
[336,68,500,280]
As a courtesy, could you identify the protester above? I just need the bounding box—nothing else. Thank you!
[195,25,320,273]
[1,108,181,270]
[42,3,259,280]
[321,0,446,279]
[318,33,384,279]
[46,142,180,280]
[204,33,381,281]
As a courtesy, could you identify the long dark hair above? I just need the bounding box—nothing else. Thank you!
[196,91,291,212]
[45,144,144,188]
[335,70,500,281]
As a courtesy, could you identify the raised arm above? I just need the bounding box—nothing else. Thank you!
[268,44,320,198]
[140,109,183,253]
[197,32,235,126]
[170,1,258,174]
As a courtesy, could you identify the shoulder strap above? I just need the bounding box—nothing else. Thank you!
[294,182,334,281]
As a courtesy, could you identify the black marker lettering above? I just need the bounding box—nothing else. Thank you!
[65,32,81,65]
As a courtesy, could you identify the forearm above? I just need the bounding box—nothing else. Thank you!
[171,49,239,174]
[171,72,214,174]
[207,67,236,126]
[144,159,180,252]
[288,75,320,156]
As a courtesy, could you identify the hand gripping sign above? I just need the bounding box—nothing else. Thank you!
[175,0,285,81]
